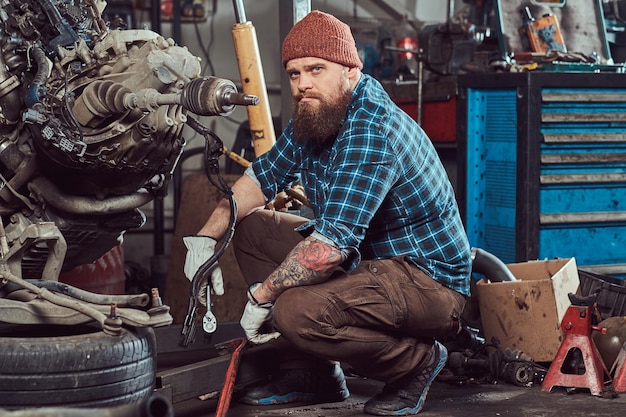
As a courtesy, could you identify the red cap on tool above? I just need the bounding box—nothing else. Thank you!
[281,10,363,69]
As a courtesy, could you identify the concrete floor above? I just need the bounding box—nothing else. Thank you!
[157,325,626,417]
[172,374,626,417]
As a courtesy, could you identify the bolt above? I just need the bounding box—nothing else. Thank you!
[147,287,170,317]
[109,303,117,319]
[104,303,122,335]
[151,288,163,307]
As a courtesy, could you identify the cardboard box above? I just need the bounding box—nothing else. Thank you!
[475,258,580,362]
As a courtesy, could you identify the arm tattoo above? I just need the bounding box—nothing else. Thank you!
[265,237,342,298]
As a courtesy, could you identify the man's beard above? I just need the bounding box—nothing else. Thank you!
[292,88,352,147]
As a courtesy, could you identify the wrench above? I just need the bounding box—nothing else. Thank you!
[180,263,219,347]
[202,285,217,333]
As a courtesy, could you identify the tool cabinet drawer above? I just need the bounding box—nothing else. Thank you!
[458,72,626,275]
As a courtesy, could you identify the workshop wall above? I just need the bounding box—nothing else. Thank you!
[134,0,452,155]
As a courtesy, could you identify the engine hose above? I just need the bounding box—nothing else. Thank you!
[471,247,517,282]
[25,47,51,107]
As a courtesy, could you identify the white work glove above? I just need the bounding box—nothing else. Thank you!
[240,283,281,345]
[183,235,224,305]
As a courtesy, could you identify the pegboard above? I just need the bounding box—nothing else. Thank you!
[495,0,611,62]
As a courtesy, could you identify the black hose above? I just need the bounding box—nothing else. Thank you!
[26,47,51,107]
[471,247,517,282]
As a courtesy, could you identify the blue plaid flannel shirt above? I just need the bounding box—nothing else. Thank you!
[248,74,471,295]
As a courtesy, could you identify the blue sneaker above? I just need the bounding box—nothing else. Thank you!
[363,341,448,416]
[239,362,350,405]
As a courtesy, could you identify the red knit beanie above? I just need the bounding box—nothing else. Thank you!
[282,10,363,69]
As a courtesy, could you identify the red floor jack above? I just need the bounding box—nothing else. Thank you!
[542,304,610,396]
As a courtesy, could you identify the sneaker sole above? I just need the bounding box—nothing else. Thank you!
[240,389,350,406]
[364,342,448,416]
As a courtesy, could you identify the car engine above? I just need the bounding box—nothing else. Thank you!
[0,0,252,285]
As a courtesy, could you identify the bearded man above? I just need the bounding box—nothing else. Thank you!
[183,10,471,416]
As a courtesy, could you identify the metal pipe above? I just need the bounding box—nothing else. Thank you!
[233,0,247,23]
[471,247,517,282]
[150,0,161,33]
[28,177,153,215]
[172,0,181,43]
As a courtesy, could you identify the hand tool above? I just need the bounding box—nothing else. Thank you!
[180,261,220,346]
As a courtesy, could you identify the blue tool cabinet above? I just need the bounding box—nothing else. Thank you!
[457,72,626,275]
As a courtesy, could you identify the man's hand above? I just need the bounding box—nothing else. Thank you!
[183,236,224,304]
[240,283,281,344]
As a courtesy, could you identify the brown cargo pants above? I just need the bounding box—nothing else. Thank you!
[232,209,467,385]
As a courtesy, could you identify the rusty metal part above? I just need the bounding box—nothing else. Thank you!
[25,279,149,307]
[0,265,120,334]
[0,294,172,328]
[0,268,172,329]
[223,144,251,169]
[148,287,171,317]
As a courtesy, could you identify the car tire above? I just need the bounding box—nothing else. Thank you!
[0,322,156,409]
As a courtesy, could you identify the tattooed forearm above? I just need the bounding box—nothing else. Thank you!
[264,236,342,299]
